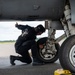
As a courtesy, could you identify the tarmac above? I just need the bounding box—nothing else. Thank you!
[0,57,62,75]
[0,43,62,75]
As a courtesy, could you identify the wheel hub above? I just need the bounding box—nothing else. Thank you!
[39,45,57,60]
[69,45,75,66]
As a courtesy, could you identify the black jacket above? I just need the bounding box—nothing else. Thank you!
[15,25,36,50]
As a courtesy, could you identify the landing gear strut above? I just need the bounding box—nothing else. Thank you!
[59,5,75,72]
[36,4,75,72]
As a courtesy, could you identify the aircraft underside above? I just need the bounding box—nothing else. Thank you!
[0,0,75,72]
[0,0,65,20]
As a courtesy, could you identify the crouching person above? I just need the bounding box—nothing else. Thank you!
[10,23,45,66]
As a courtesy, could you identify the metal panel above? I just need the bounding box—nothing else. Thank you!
[0,0,2,17]
[45,21,63,30]
[70,0,75,24]
[0,0,65,20]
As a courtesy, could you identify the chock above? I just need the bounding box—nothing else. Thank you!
[54,69,72,75]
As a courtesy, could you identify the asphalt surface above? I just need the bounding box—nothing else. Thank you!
[0,43,62,75]
[0,57,62,75]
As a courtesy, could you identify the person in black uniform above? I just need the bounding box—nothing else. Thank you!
[10,22,45,66]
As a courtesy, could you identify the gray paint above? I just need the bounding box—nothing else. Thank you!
[50,21,63,30]
[0,0,65,21]
[70,0,75,24]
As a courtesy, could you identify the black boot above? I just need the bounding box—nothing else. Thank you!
[10,55,18,65]
[32,58,45,66]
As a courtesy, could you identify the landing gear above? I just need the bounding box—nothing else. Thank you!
[58,4,75,72]
[36,3,75,71]
[37,37,60,63]
[59,35,75,72]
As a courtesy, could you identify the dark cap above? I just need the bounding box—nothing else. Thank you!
[36,24,45,33]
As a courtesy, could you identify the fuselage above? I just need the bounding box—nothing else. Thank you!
[0,0,65,21]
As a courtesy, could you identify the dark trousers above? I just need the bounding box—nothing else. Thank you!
[15,40,39,64]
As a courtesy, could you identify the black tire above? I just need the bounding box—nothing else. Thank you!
[37,37,60,63]
[59,35,75,72]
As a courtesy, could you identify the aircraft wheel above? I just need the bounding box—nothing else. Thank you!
[59,35,75,72]
[37,37,60,63]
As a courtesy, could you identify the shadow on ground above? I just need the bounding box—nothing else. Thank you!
[0,62,62,75]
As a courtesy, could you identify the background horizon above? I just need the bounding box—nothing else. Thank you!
[0,21,64,41]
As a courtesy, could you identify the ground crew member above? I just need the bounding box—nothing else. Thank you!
[10,23,45,66]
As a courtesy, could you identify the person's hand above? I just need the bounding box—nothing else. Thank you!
[15,22,18,27]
